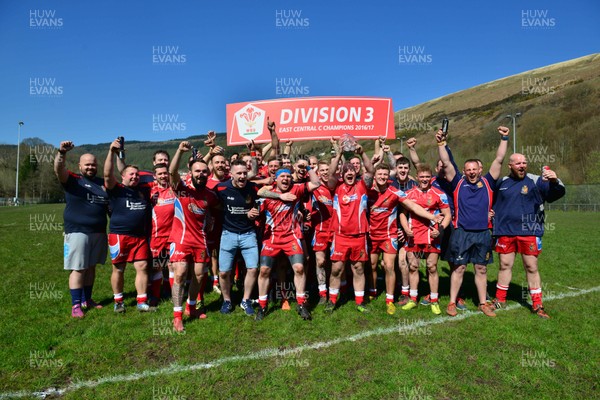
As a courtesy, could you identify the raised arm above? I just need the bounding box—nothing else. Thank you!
[306,165,321,192]
[266,117,279,158]
[170,141,193,188]
[54,140,74,184]
[104,138,121,190]
[371,137,385,168]
[358,144,374,188]
[488,126,510,180]
[328,138,343,190]
[406,137,421,168]
[436,130,456,182]
[282,140,293,159]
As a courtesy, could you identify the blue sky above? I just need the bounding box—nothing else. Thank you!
[1,0,598,145]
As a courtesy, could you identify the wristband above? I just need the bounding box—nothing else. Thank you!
[437,141,447,147]
[251,151,257,157]
[501,136,509,141]
[306,165,311,171]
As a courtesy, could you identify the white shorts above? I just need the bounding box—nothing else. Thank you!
[64,232,107,271]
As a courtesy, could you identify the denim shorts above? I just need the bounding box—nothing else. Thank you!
[218,230,259,272]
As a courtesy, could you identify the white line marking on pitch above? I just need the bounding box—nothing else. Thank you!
[2,286,599,399]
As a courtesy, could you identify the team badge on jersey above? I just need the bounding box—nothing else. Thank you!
[521,185,529,195]
[245,195,252,204]
[477,181,483,188]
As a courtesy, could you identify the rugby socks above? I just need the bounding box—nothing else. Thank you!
[150,271,163,300]
[430,292,439,303]
[83,285,93,304]
[354,291,364,305]
[70,288,83,306]
[168,271,174,288]
[529,287,543,309]
[401,286,410,297]
[136,294,148,305]
[385,293,394,305]
[410,290,418,302]
[173,306,183,320]
[329,288,340,304]
[296,293,306,306]
[496,284,509,302]
[212,275,219,288]
[318,284,327,298]
[258,295,268,309]
[114,293,124,304]
[369,288,377,297]
[197,275,207,302]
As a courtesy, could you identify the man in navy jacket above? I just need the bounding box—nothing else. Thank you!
[492,154,565,318]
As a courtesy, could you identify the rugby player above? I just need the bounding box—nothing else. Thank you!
[168,141,220,331]
[54,141,108,318]
[368,164,443,315]
[308,161,335,306]
[438,127,510,317]
[390,156,418,306]
[326,141,374,313]
[492,155,565,318]
[400,164,451,315]
[104,138,154,313]
[215,159,260,315]
[149,163,176,306]
[255,166,321,320]
[205,151,230,295]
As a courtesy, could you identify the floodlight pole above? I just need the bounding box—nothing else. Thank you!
[15,122,24,205]
[505,113,521,154]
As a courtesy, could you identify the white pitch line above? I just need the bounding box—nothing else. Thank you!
[2,286,599,400]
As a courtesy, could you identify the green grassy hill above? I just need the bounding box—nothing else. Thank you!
[391,53,600,184]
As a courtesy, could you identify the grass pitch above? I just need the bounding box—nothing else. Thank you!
[0,205,598,399]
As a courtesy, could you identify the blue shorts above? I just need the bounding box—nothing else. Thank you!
[218,230,259,272]
[448,228,493,265]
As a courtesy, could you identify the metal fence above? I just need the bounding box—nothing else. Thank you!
[546,204,599,212]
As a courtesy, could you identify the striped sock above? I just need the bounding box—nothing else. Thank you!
[496,284,509,302]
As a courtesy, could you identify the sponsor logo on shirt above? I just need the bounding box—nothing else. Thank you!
[125,200,146,210]
[342,194,358,204]
[316,195,333,205]
[188,203,205,215]
[157,198,176,205]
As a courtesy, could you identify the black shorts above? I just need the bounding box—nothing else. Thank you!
[448,227,493,265]
[439,224,453,262]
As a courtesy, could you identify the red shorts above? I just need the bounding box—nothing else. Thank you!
[169,242,210,264]
[495,236,542,256]
[312,230,333,252]
[405,243,441,255]
[330,233,368,262]
[150,236,170,259]
[261,237,304,258]
[108,234,150,264]
[370,236,399,255]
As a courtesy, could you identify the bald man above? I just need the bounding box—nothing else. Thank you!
[55,141,109,318]
[492,153,565,318]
